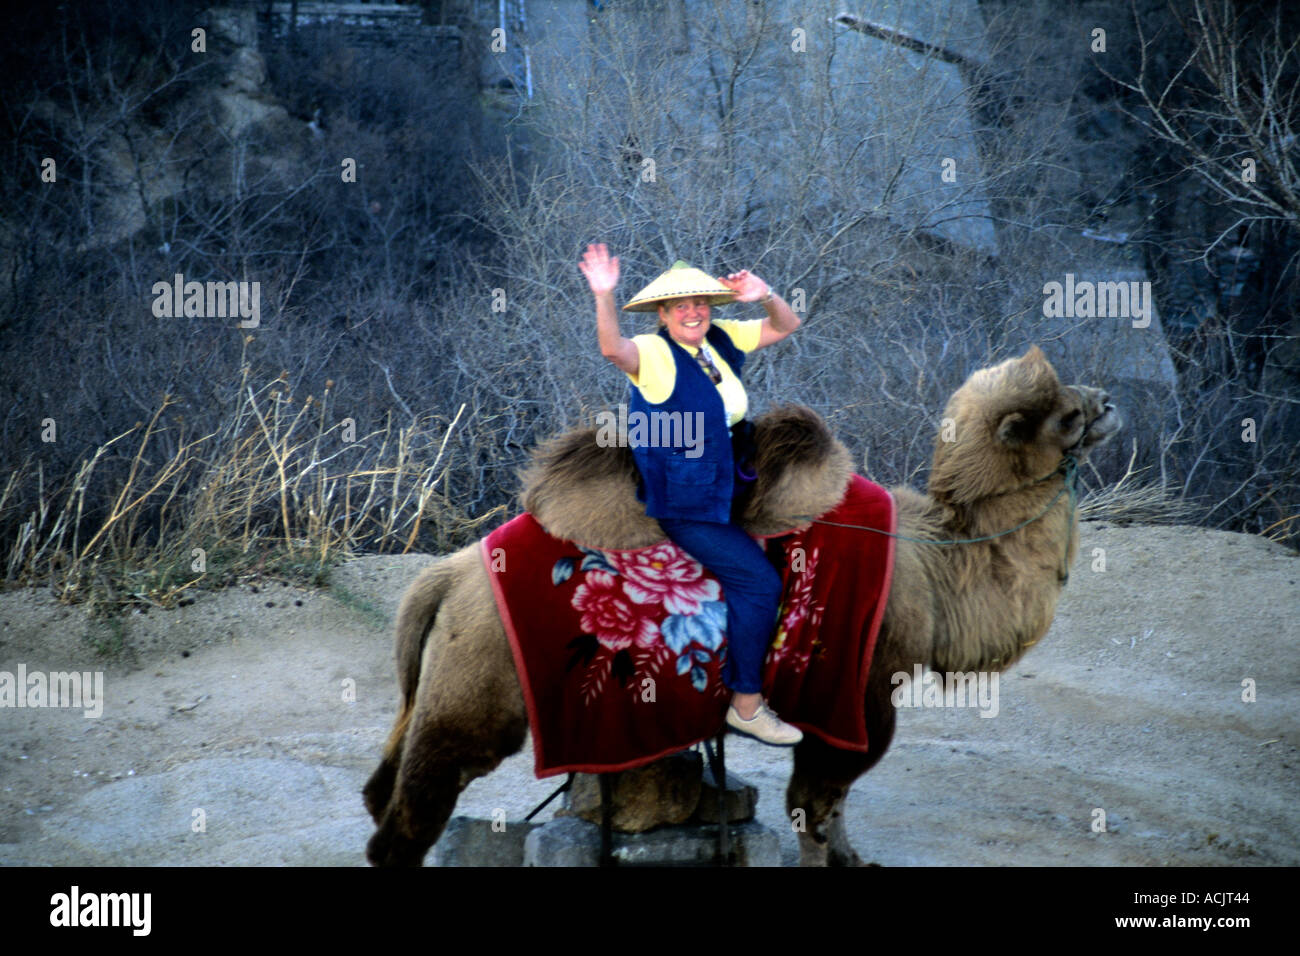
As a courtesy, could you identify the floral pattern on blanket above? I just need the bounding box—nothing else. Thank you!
[766,541,823,677]
[553,543,730,706]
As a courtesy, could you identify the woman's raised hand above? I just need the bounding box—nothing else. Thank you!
[580,243,620,297]
[718,270,769,302]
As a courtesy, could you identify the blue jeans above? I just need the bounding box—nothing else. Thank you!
[656,516,783,694]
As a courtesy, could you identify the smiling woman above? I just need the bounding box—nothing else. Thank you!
[579,244,804,746]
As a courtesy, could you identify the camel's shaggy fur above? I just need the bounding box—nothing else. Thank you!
[363,346,1120,866]
[519,404,854,548]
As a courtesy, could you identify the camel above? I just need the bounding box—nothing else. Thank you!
[363,346,1121,866]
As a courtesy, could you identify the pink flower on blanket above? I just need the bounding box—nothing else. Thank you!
[779,545,823,634]
[610,544,721,615]
[765,635,811,675]
[571,571,659,651]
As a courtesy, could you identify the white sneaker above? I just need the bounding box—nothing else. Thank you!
[726,700,803,746]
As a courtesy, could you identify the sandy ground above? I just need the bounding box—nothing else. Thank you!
[1,522,1296,867]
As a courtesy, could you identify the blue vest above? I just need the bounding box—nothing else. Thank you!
[629,325,746,523]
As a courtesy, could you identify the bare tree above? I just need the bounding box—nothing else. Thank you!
[1102,0,1300,249]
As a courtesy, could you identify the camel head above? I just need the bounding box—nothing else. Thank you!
[928,346,1121,506]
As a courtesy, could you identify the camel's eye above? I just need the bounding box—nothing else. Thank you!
[1059,409,1081,431]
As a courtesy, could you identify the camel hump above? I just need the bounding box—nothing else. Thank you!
[742,404,854,535]
[519,426,664,549]
[519,404,854,550]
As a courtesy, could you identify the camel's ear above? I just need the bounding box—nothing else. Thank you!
[1021,345,1047,366]
[996,411,1036,446]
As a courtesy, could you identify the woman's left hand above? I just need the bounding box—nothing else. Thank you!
[718,270,770,302]
[722,269,800,348]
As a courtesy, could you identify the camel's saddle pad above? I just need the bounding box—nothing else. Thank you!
[482,474,896,777]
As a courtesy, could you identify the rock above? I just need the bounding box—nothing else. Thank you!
[524,816,780,867]
[690,764,758,824]
[210,90,290,142]
[430,816,539,867]
[559,751,703,833]
[522,816,600,866]
[224,48,267,95]
[205,6,258,48]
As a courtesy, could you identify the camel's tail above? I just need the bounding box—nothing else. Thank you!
[382,557,459,759]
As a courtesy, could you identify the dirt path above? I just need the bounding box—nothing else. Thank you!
[1,523,1296,866]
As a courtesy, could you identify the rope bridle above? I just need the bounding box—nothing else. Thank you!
[807,452,1082,583]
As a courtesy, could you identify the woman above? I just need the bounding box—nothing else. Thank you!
[579,243,803,746]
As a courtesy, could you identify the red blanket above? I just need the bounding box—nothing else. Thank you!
[483,474,895,777]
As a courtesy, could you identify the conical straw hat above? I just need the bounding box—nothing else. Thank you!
[622,260,737,312]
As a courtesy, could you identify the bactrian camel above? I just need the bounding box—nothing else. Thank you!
[363,346,1121,866]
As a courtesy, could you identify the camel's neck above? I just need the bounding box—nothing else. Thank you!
[939,458,1074,537]
[923,465,1079,674]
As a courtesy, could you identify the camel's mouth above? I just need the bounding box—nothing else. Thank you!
[1081,402,1121,447]
[1062,384,1122,454]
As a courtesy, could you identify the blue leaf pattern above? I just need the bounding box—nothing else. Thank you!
[578,547,618,574]
[696,601,727,649]
[661,614,700,654]
[552,556,575,586]
[690,664,707,692]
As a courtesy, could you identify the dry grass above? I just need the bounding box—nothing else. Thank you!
[0,351,1280,650]
[1078,439,1198,526]
[0,340,500,617]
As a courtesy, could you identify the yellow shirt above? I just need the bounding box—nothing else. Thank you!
[626,319,762,427]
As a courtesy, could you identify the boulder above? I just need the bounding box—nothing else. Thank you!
[558,751,702,833]
[430,816,540,867]
[524,816,781,867]
[690,763,759,824]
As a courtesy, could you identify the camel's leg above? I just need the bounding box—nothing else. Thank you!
[362,758,397,825]
[825,797,865,867]
[787,736,872,866]
[362,704,411,823]
[367,690,527,866]
[367,712,500,867]
[364,552,471,825]
[788,662,899,866]
[367,560,527,866]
